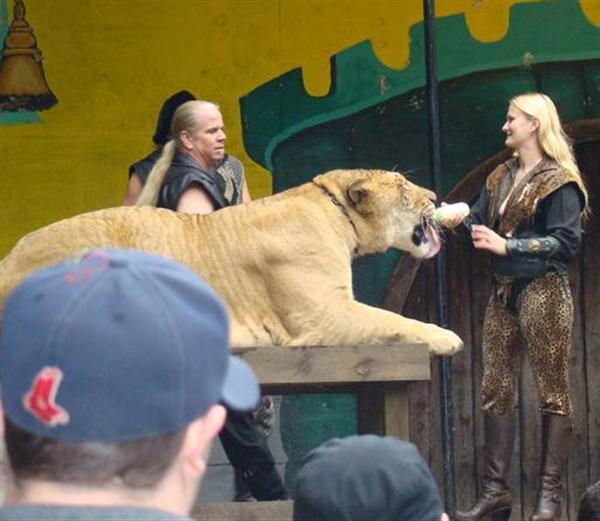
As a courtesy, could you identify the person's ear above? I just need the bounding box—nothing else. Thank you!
[179,130,194,151]
[530,117,540,133]
[181,405,227,477]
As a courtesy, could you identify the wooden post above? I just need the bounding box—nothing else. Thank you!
[356,382,410,439]
[384,382,410,440]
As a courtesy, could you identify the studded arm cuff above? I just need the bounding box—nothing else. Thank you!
[505,236,561,259]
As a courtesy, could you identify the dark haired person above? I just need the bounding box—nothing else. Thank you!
[1,249,259,520]
[293,435,449,521]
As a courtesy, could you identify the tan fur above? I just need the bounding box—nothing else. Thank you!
[0,169,462,355]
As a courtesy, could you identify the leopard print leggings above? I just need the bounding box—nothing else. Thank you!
[481,273,573,417]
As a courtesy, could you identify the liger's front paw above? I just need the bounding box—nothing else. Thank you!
[427,327,463,356]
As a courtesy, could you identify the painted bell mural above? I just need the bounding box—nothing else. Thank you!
[0,0,57,112]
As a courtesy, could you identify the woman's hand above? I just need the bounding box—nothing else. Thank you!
[471,224,508,256]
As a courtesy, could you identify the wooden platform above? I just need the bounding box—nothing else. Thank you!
[235,342,430,440]
[233,342,429,388]
[194,342,431,520]
[194,500,293,521]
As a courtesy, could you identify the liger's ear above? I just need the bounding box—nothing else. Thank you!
[347,179,372,214]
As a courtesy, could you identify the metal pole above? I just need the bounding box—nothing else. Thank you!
[422,0,457,514]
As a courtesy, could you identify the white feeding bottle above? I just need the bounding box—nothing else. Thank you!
[434,202,470,227]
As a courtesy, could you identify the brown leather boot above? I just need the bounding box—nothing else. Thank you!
[455,414,514,521]
[529,414,572,521]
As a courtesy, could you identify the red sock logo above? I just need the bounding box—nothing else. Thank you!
[23,367,70,427]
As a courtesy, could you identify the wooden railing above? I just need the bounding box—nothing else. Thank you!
[193,342,431,521]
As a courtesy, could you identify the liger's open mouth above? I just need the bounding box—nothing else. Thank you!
[411,217,441,259]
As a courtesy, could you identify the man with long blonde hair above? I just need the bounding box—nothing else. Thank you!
[123,90,196,205]
[135,100,285,503]
[137,100,251,211]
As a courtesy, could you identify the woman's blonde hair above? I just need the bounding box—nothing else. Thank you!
[136,100,220,207]
[510,92,589,208]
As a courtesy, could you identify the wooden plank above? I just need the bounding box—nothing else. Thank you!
[401,264,435,471]
[512,416,524,521]
[565,251,588,521]
[406,263,442,491]
[234,343,430,386]
[446,233,478,512]
[383,382,409,440]
[564,118,600,144]
[401,263,431,449]
[408,380,432,457]
[562,139,599,520]
[580,140,600,487]
[193,500,292,521]
[383,253,423,313]
[520,355,541,521]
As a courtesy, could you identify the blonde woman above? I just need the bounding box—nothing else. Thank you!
[450,93,588,521]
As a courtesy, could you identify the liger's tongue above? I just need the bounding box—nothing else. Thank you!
[424,226,441,258]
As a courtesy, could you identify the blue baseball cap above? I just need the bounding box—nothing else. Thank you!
[294,435,444,521]
[0,249,259,442]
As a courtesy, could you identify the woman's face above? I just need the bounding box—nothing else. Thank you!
[501,103,538,150]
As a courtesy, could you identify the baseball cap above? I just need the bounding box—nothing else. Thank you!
[294,435,444,521]
[0,248,259,442]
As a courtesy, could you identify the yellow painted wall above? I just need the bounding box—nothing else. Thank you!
[1,0,597,257]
